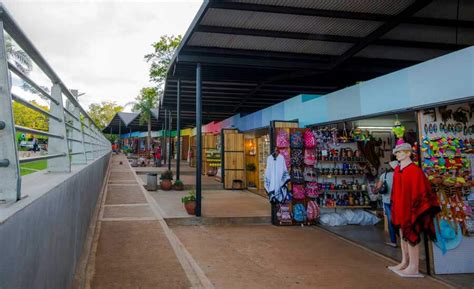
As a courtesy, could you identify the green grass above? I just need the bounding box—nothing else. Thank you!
[20,160,47,176]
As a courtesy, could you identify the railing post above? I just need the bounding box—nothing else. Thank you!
[0,20,21,202]
[84,119,94,161]
[68,102,86,164]
[48,83,70,172]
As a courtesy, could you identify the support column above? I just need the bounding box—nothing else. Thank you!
[168,110,172,171]
[118,122,121,150]
[0,20,20,202]
[196,63,202,217]
[48,83,71,173]
[176,79,181,180]
[164,109,168,165]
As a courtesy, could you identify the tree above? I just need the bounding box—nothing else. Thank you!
[6,34,32,75]
[88,101,124,130]
[13,100,49,131]
[144,35,182,88]
[130,87,159,150]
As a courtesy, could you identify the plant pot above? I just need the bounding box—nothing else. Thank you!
[184,201,196,215]
[173,183,184,191]
[160,179,172,191]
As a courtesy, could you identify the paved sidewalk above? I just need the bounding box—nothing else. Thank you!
[85,155,194,289]
[173,225,451,289]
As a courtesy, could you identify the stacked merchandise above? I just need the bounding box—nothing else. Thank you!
[205,149,221,176]
[420,104,474,240]
[274,128,320,225]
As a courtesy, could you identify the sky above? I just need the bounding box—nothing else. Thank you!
[4,0,202,111]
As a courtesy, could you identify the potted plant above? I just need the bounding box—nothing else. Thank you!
[160,170,173,191]
[246,163,256,172]
[181,190,196,215]
[173,179,184,191]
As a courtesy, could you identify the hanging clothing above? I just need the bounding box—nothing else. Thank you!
[264,154,291,203]
[391,163,440,245]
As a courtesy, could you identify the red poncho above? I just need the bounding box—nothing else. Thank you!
[391,163,440,245]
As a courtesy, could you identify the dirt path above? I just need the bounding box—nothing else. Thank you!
[172,225,452,289]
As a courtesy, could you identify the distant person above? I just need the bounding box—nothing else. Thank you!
[154,144,162,167]
[32,137,39,152]
[375,160,398,248]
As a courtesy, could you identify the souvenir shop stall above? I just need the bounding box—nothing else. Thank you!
[221,128,245,189]
[188,135,196,167]
[418,102,474,274]
[243,128,271,197]
[202,133,221,177]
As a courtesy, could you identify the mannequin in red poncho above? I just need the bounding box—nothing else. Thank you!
[388,143,440,277]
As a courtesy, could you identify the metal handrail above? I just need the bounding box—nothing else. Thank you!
[67,137,83,143]
[7,62,59,105]
[64,108,80,122]
[15,125,63,139]
[65,122,81,133]
[11,93,61,122]
[18,153,66,163]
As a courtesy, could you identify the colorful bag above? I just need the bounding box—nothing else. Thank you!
[304,149,316,166]
[291,167,305,184]
[276,129,290,148]
[290,130,304,149]
[304,166,318,182]
[277,202,292,223]
[292,184,306,200]
[291,149,304,166]
[279,148,291,169]
[307,200,320,221]
[305,182,320,197]
[293,203,307,222]
[304,129,317,148]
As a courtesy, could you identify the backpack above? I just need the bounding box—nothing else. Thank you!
[292,184,306,200]
[307,200,320,221]
[293,203,307,222]
[279,148,291,169]
[305,182,320,197]
[304,129,317,148]
[277,202,292,224]
[291,149,304,166]
[378,172,389,194]
[276,129,290,148]
[304,149,316,166]
[291,167,305,184]
[304,166,318,182]
[290,131,304,149]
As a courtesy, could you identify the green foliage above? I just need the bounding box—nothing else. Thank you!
[6,34,32,75]
[12,100,49,131]
[132,87,158,125]
[160,170,173,180]
[144,35,182,87]
[174,179,183,185]
[88,101,124,130]
[181,190,196,204]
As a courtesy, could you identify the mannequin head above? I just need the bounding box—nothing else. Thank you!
[395,150,411,162]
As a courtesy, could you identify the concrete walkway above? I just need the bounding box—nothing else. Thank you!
[82,155,208,289]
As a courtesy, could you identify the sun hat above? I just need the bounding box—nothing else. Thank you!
[393,143,412,154]
[434,219,463,255]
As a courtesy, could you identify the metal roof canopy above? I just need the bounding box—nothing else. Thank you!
[161,0,474,129]
[103,110,160,134]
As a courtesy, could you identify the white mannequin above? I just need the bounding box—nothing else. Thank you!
[388,149,422,277]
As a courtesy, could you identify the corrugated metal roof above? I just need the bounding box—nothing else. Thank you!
[117,112,139,126]
[382,24,474,45]
[355,45,447,61]
[188,32,352,55]
[201,8,383,37]
[231,0,416,15]
[414,0,474,21]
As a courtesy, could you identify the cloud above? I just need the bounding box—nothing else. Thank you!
[3,0,202,110]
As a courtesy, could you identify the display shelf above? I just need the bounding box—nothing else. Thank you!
[322,189,368,192]
[317,159,368,163]
[317,174,366,177]
[321,205,371,209]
